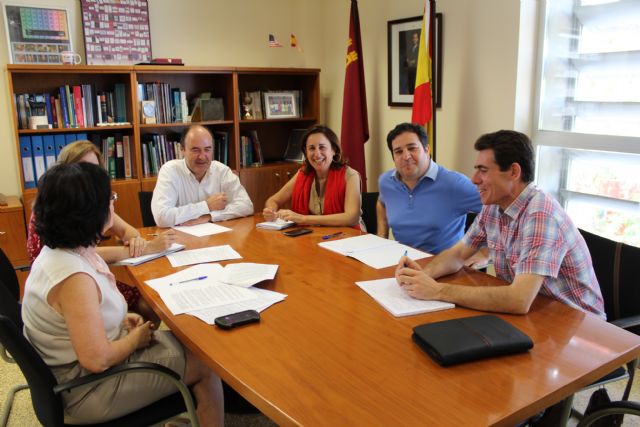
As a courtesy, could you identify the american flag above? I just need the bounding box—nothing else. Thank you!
[268,34,282,47]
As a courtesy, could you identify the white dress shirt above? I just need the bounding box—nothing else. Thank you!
[151,159,254,227]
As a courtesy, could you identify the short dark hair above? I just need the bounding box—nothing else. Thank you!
[180,124,213,147]
[474,130,535,183]
[300,124,346,174]
[34,162,111,249]
[386,123,428,152]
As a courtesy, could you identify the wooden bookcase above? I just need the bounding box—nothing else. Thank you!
[7,65,320,226]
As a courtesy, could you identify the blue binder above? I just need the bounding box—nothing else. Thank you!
[65,133,76,145]
[31,135,46,182]
[54,134,66,159]
[19,136,36,189]
[75,132,88,141]
[43,135,56,169]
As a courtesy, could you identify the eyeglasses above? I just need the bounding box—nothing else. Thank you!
[110,192,118,202]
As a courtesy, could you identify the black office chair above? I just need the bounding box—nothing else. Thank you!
[568,229,640,422]
[577,400,640,427]
[361,191,379,234]
[138,191,156,227]
[0,280,199,427]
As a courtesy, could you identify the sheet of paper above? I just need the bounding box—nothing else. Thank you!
[173,222,232,237]
[189,288,288,324]
[111,243,185,266]
[355,278,454,317]
[318,234,395,255]
[221,263,279,287]
[167,245,242,267]
[157,280,257,315]
[145,263,224,292]
[350,244,431,269]
[256,219,294,230]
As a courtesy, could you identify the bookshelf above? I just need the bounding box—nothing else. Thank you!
[7,65,320,225]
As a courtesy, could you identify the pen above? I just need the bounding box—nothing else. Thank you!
[147,233,159,236]
[402,249,408,267]
[170,276,208,286]
[322,232,344,240]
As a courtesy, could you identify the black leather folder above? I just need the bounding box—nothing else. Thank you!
[412,314,534,366]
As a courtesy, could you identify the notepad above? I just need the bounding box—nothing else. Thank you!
[355,278,454,317]
[111,243,186,266]
[256,219,295,230]
[319,234,431,269]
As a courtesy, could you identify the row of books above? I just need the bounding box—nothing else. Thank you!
[141,131,231,177]
[241,90,302,120]
[137,82,189,124]
[240,130,263,167]
[90,134,133,180]
[19,132,88,188]
[14,84,128,130]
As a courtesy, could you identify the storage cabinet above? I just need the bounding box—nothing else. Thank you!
[7,65,320,223]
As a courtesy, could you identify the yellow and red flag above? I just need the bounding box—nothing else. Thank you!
[341,0,369,190]
[411,0,435,155]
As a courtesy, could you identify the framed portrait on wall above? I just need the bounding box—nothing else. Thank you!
[263,92,299,119]
[387,13,442,107]
[80,0,152,65]
[2,4,72,64]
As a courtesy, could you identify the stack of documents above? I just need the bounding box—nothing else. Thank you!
[256,218,295,230]
[318,234,431,269]
[173,222,232,237]
[355,278,454,317]
[145,263,286,322]
[112,243,186,266]
[167,245,242,267]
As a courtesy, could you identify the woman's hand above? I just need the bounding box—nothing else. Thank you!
[263,207,278,221]
[143,231,176,255]
[125,236,147,257]
[129,320,154,350]
[276,209,305,224]
[122,312,144,331]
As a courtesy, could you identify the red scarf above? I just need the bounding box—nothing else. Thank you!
[292,167,347,215]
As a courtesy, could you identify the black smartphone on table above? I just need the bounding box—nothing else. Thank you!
[283,228,312,237]
[214,310,260,330]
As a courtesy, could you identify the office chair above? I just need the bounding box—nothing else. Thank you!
[0,282,200,427]
[568,229,640,422]
[138,191,156,227]
[361,191,379,234]
[577,400,640,427]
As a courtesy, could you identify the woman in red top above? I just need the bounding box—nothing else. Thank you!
[262,125,364,229]
[27,140,175,324]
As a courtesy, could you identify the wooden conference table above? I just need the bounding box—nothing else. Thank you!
[127,215,640,427]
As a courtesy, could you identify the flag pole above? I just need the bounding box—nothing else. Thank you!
[431,0,437,161]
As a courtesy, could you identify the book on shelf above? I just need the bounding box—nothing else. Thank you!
[284,129,306,162]
[123,135,132,178]
[213,131,229,165]
[115,136,125,178]
[31,135,46,181]
[114,83,127,123]
[242,130,263,165]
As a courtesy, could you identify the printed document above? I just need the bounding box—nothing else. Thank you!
[167,245,242,267]
[355,278,454,317]
[173,222,232,237]
[111,243,185,266]
[189,287,287,324]
[319,234,431,269]
[220,263,279,287]
[157,279,257,315]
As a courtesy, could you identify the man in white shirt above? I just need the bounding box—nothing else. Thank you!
[151,125,254,227]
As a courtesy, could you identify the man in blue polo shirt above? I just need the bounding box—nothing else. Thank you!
[377,122,481,254]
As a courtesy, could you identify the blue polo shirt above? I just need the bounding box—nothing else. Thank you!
[378,161,481,254]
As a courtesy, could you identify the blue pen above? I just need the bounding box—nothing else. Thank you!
[402,249,408,267]
[322,232,344,240]
[170,276,208,286]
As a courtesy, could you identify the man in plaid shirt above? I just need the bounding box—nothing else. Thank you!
[395,130,604,318]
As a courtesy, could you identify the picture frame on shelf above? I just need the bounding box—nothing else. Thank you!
[2,4,72,64]
[387,13,442,107]
[263,92,298,119]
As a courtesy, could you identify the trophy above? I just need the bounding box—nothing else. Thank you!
[242,92,254,120]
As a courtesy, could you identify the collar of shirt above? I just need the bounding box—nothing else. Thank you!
[391,160,439,186]
[502,182,537,219]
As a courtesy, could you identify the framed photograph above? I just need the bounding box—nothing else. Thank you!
[263,92,299,119]
[2,4,72,64]
[387,13,442,107]
[80,0,152,65]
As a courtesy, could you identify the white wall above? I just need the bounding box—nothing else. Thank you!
[0,0,531,196]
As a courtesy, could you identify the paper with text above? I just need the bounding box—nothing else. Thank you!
[167,245,242,267]
[111,243,186,266]
[355,278,454,317]
[145,264,224,292]
[173,222,232,237]
[221,263,279,287]
[189,287,287,324]
[157,280,257,315]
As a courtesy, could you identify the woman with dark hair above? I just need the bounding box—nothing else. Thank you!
[263,124,365,229]
[22,163,224,425]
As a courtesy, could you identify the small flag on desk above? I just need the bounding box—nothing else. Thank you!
[268,34,282,47]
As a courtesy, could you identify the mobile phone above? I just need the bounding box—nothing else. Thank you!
[214,310,260,330]
[283,228,312,237]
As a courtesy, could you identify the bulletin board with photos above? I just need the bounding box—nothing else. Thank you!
[80,0,152,65]
[2,4,72,64]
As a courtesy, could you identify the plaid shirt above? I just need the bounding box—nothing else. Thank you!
[463,184,605,318]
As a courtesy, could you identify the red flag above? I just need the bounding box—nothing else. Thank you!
[341,0,369,190]
[411,0,435,155]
